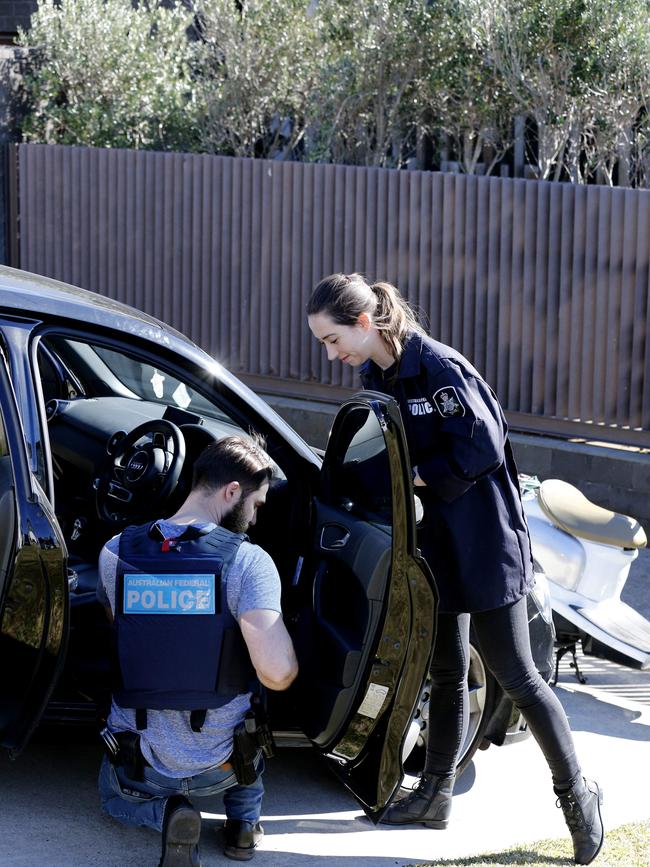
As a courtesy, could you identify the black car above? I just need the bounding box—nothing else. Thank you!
[0,265,554,820]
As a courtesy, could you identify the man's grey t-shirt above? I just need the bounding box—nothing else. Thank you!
[97,520,281,777]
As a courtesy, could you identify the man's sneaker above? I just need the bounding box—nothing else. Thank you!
[555,777,604,865]
[159,796,202,867]
[223,819,264,861]
[381,773,455,829]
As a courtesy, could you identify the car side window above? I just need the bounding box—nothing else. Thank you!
[35,333,284,518]
[36,336,237,424]
[325,404,392,525]
[39,336,236,428]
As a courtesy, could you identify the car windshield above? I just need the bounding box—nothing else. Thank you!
[45,338,233,424]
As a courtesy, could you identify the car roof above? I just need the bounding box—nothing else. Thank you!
[0,265,184,340]
[0,265,321,466]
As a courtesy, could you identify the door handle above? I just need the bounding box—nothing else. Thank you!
[320,524,351,550]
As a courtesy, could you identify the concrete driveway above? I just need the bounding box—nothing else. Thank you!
[1,554,648,867]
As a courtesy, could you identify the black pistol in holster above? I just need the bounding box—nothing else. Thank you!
[100,727,147,782]
[231,699,276,786]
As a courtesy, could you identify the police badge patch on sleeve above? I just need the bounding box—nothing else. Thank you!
[432,386,465,417]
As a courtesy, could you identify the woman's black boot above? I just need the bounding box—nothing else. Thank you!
[381,773,455,828]
[555,777,604,864]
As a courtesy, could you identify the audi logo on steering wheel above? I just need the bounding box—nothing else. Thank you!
[126,450,149,481]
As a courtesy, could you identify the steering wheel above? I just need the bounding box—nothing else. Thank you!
[96,419,186,525]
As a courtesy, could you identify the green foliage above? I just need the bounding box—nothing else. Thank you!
[12,0,650,185]
[307,0,432,168]
[190,0,324,159]
[481,0,588,179]
[420,0,518,174]
[483,0,650,182]
[16,0,198,151]
[576,0,650,184]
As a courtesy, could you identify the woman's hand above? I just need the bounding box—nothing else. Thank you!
[413,466,427,487]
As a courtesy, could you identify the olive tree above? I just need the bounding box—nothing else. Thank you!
[484,0,650,184]
[16,0,197,151]
[190,0,324,159]
[481,0,587,181]
[307,0,432,168]
[420,0,516,175]
[576,0,650,186]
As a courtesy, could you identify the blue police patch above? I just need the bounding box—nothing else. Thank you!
[123,574,216,614]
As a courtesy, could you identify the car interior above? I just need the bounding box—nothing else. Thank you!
[27,328,397,746]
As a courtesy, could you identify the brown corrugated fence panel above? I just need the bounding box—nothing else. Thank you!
[17,143,650,444]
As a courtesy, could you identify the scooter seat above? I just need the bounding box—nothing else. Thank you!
[538,479,647,549]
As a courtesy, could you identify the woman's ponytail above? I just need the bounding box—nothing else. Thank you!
[370,281,422,358]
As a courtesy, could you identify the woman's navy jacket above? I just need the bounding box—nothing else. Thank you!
[360,331,534,613]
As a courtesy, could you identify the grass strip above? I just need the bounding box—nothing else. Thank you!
[405,819,649,866]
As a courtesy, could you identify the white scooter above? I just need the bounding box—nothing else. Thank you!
[520,475,649,683]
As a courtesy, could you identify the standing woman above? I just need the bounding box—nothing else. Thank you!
[307,273,603,866]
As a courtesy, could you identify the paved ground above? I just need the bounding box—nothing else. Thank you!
[1,552,648,867]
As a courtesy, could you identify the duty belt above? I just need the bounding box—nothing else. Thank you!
[100,728,232,781]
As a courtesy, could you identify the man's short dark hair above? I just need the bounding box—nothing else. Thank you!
[192,433,273,495]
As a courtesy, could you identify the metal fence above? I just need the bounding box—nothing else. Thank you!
[12,143,650,447]
[0,2,38,39]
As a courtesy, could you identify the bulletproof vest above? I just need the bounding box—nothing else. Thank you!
[113,522,256,730]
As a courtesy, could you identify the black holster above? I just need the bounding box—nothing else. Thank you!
[231,702,276,786]
[231,719,259,786]
[100,727,148,782]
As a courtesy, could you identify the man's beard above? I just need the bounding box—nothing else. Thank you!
[221,499,249,534]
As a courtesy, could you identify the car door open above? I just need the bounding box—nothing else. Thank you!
[296,392,437,821]
[0,351,68,757]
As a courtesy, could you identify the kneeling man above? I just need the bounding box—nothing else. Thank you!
[97,434,298,866]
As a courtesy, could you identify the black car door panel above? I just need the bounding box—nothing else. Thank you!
[298,394,437,821]
[0,349,68,757]
[303,502,391,745]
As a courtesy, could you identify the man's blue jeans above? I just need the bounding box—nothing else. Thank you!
[99,754,265,832]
